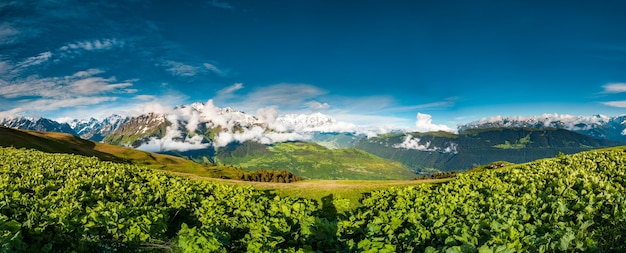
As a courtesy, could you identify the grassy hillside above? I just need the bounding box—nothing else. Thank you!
[217,141,417,180]
[3,145,626,251]
[356,127,621,172]
[0,126,238,178]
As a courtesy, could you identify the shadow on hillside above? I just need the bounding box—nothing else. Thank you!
[0,127,128,163]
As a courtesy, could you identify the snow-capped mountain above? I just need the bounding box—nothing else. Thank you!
[0,116,77,135]
[5,102,626,154]
[459,114,626,141]
[276,112,357,132]
[100,100,359,151]
[69,114,129,141]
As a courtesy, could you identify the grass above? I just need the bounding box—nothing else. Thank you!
[170,171,452,211]
[219,142,417,180]
[0,126,453,210]
[492,133,533,149]
[0,127,242,179]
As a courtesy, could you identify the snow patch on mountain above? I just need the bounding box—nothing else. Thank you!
[459,113,626,141]
[67,114,128,140]
[460,114,613,131]
[0,116,76,135]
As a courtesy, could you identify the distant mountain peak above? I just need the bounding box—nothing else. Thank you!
[459,114,626,141]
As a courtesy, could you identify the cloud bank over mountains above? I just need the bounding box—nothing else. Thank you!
[130,99,452,151]
[3,97,626,153]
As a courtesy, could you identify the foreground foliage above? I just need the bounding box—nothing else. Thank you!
[1,146,626,252]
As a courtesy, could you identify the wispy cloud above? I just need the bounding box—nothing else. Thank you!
[211,83,455,129]
[134,95,157,101]
[160,60,200,77]
[244,83,327,108]
[61,38,124,52]
[602,101,626,108]
[0,69,137,117]
[0,60,12,75]
[217,83,244,97]
[0,22,20,44]
[58,38,125,59]
[203,63,227,76]
[380,98,456,113]
[602,83,626,94]
[306,101,329,110]
[159,60,228,78]
[208,0,234,9]
[16,51,52,69]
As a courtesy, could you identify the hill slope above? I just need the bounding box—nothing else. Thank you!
[217,141,417,180]
[355,127,621,172]
[2,145,626,251]
[0,126,236,178]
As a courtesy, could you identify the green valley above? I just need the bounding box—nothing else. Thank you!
[356,127,620,172]
[217,141,417,180]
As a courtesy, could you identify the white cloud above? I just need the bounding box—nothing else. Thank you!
[0,60,11,74]
[203,63,226,76]
[0,69,138,117]
[306,101,329,110]
[220,83,327,113]
[393,134,458,154]
[213,126,311,147]
[137,124,210,152]
[414,112,455,133]
[25,96,117,110]
[393,135,434,151]
[0,23,20,44]
[249,84,326,106]
[602,83,626,93]
[16,51,52,69]
[0,69,135,99]
[69,77,134,95]
[276,112,358,133]
[72,68,105,78]
[161,60,199,77]
[602,101,626,108]
[217,83,244,97]
[134,95,157,101]
[60,38,124,52]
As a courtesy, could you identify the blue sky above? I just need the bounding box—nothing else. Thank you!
[1,0,625,129]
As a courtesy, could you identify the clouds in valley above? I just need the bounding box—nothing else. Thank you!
[393,135,458,154]
[136,114,210,153]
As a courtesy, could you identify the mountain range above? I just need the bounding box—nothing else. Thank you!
[2,102,624,173]
[354,128,619,172]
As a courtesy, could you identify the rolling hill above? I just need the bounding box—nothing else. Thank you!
[0,126,237,178]
[216,141,417,180]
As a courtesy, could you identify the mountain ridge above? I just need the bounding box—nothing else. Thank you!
[2,102,625,174]
[355,127,621,172]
